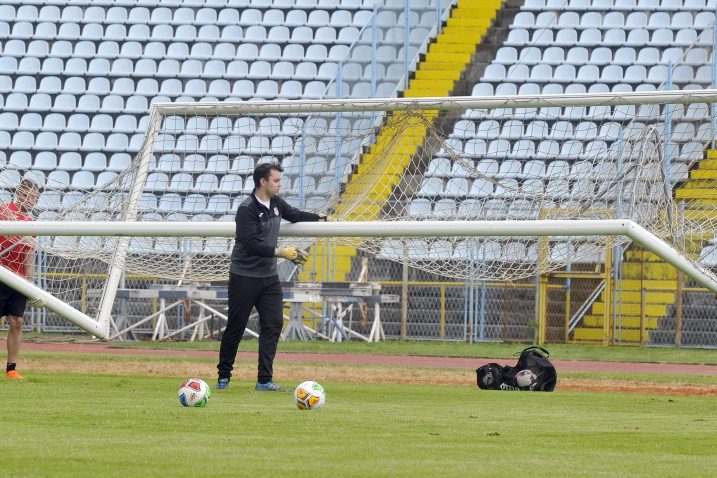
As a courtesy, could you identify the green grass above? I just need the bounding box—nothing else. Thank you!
[99,338,717,365]
[3,373,717,477]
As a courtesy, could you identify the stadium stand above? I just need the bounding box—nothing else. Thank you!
[0,0,438,207]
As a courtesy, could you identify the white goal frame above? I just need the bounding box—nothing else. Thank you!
[1,89,717,339]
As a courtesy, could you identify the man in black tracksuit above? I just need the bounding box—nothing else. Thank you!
[217,162,325,391]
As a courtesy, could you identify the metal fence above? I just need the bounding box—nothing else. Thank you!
[7,257,717,348]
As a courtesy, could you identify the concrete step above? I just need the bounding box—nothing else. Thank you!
[607,279,677,290]
[436,31,487,43]
[683,209,717,222]
[590,302,666,317]
[404,88,456,97]
[598,290,675,304]
[424,51,472,64]
[624,251,663,262]
[621,263,678,280]
[414,69,462,81]
[693,158,717,168]
[445,17,492,28]
[572,327,641,342]
[406,78,457,93]
[429,42,479,54]
[419,61,470,71]
[689,170,717,179]
[676,188,717,199]
[312,244,356,255]
[452,7,501,18]
[583,315,658,328]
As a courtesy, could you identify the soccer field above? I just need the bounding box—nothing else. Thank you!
[2,344,717,477]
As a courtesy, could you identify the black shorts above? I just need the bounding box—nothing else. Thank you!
[0,283,27,318]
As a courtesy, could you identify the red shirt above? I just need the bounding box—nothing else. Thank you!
[0,203,34,277]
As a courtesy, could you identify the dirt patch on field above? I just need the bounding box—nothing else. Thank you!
[9,340,717,396]
[557,379,717,396]
[19,357,474,385]
[17,356,717,397]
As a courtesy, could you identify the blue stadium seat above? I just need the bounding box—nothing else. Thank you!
[206,194,231,215]
[205,155,230,173]
[182,194,207,214]
[71,171,96,190]
[83,153,107,172]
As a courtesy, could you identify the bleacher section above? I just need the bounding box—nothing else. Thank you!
[410,0,713,276]
[0,0,441,211]
[300,0,503,282]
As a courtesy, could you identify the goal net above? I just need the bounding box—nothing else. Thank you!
[1,90,716,337]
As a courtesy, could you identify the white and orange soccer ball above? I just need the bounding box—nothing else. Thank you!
[515,369,538,389]
[294,381,325,410]
[178,378,212,408]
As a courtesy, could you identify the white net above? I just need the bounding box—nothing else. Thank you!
[1,91,715,328]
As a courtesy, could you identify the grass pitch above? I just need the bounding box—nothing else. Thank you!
[2,344,717,477]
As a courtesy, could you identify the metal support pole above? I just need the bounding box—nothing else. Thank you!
[401,257,408,339]
[439,284,446,339]
[404,0,411,88]
[712,4,717,148]
[537,273,548,345]
[665,60,673,177]
[478,281,486,341]
[675,271,683,348]
[603,239,614,345]
[371,2,378,97]
[564,282,571,343]
[640,287,647,345]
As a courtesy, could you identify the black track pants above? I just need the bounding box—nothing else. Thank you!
[217,273,283,383]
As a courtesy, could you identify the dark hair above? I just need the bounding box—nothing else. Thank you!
[18,178,39,192]
[252,162,283,188]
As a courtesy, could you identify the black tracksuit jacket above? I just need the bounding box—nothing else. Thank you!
[230,194,320,277]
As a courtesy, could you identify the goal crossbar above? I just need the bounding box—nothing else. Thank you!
[150,88,717,115]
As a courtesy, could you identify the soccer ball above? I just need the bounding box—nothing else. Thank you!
[178,378,212,407]
[294,381,325,410]
[515,369,537,389]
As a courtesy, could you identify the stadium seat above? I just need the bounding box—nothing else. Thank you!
[71,171,96,190]
[408,199,432,218]
[206,195,232,215]
[182,194,207,214]
[193,173,219,193]
[444,178,469,198]
[145,172,169,192]
[96,171,118,187]
[416,177,443,197]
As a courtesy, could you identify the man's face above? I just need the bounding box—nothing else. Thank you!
[16,185,39,213]
[260,169,282,198]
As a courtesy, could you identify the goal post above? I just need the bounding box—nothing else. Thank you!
[0,260,107,338]
[1,90,716,339]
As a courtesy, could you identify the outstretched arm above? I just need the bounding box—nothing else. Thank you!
[277,197,322,223]
[24,249,34,281]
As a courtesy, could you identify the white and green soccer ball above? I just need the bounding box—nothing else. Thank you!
[294,381,325,410]
[178,378,212,407]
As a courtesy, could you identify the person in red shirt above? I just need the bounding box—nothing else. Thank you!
[0,179,41,379]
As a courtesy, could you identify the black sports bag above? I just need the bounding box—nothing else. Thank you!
[476,346,557,392]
